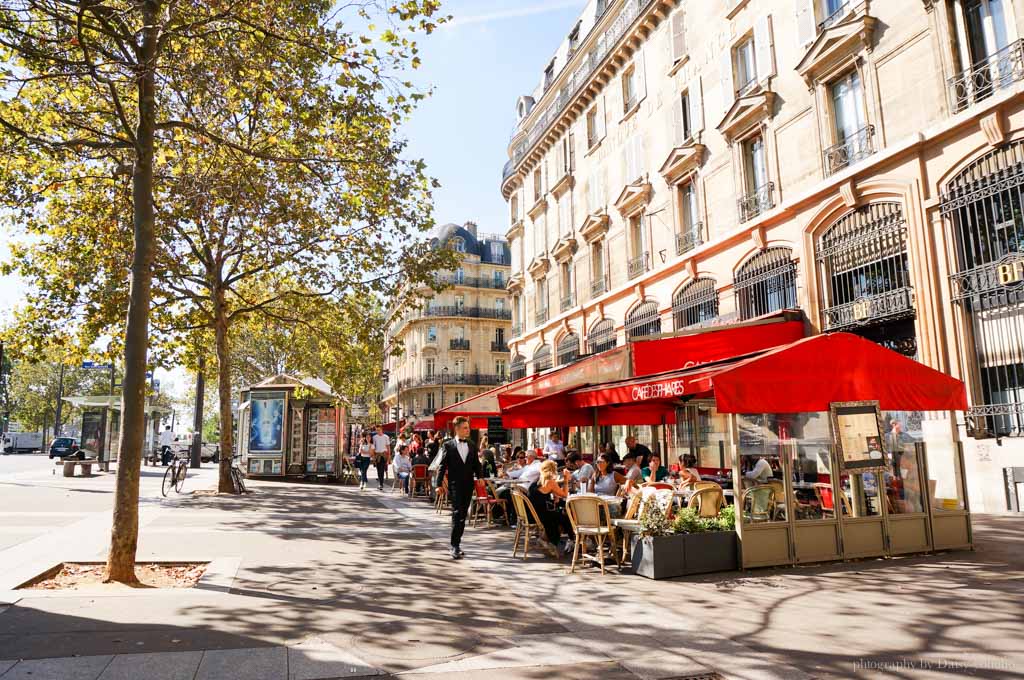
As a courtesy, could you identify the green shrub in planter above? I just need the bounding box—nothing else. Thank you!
[632,504,738,579]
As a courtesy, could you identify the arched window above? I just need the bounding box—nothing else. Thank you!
[734,247,797,320]
[816,202,915,356]
[586,319,617,354]
[556,333,580,366]
[510,355,527,381]
[625,300,661,339]
[672,278,719,329]
[450,237,466,253]
[531,345,552,373]
[943,140,1024,437]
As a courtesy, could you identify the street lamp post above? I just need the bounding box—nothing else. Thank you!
[440,367,448,411]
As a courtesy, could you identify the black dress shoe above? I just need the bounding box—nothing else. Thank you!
[455,547,465,559]
[450,547,460,559]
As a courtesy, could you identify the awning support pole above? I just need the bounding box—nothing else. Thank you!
[592,407,599,458]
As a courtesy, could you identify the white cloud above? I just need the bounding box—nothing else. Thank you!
[446,1,586,28]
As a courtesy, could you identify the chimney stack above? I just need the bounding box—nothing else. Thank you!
[464,221,478,237]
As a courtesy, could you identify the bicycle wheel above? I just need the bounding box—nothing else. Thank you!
[161,466,175,497]
[174,461,186,493]
[231,467,246,494]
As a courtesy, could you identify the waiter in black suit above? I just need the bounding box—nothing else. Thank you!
[435,416,482,559]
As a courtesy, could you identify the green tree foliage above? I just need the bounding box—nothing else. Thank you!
[6,360,112,434]
[0,0,446,583]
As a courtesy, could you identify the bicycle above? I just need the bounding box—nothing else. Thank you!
[161,451,189,497]
[229,454,247,494]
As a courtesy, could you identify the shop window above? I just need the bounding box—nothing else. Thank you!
[672,278,719,329]
[734,247,797,320]
[736,413,793,524]
[510,355,527,381]
[625,300,661,339]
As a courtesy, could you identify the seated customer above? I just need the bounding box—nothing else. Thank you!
[592,453,627,495]
[640,454,669,483]
[394,445,413,493]
[411,447,431,467]
[621,453,643,493]
[744,455,774,486]
[527,460,573,557]
[565,452,595,492]
[481,448,499,478]
[678,454,702,490]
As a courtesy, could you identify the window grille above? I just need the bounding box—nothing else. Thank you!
[626,300,662,339]
[556,334,581,366]
[672,279,719,329]
[734,247,797,320]
[586,319,617,354]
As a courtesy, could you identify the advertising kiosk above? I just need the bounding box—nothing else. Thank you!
[238,375,347,481]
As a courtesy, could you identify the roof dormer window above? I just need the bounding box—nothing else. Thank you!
[544,60,556,91]
[568,23,581,54]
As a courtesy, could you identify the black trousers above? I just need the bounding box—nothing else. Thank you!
[449,483,473,549]
[375,457,388,488]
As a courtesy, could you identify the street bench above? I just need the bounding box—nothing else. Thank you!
[54,458,98,477]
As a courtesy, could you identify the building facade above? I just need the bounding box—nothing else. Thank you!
[382,223,512,426]
[500,0,1024,512]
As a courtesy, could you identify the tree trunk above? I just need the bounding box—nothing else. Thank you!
[104,1,159,585]
[214,288,235,493]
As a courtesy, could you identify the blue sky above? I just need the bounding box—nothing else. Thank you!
[403,0,587,233]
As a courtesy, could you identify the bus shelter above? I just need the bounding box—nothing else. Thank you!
[497,332,971,569]
[237,375,348,481]
[61,395,169,468]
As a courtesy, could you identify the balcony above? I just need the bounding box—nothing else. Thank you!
[449,338,470,351]
[591,276,607,299]
[435,274,508,290]
[949,39,1024,114]
[398,373,507,390]
[823,125,875,176]
[535,306,549,325]
[817,1,849,32]
[738,182,775,223]
[627,252,650,280]
[424,305,512,320]
[490,340,509,352]
[560,291,576,312]
[675,224,703,256]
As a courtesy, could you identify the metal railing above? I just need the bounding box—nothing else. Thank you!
[948,39,1024,114]
[449,338,470,351]
[490,341,509,352]
[424,306,512,320]
[591,276,607,299]
[675,224,703,256]
[738,182,775,223]
[817,1,849,32]
[821,287,914,331]
[435,274,508,290]
[535,306,549,325]
[501,0,658,183]
[823,125,875,176]
[397,373,507,390]
[627,252,650,280]
[560,291,576,311]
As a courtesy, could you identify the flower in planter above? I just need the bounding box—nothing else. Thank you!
[638,497,671,537]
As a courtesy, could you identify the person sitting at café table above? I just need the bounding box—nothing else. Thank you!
[565,452,595,492]
[626,436,652,468]
[621,453,643,492]
[641,454,669,483]
[481,447,499,478]
[592,453,628,495]
[394,445,413,493]
[411,445,431,468]
[543,431,566,461]
[678,453,702,490]
[600,442,621,466]
[528,460,574,557]
[744,455,774,486]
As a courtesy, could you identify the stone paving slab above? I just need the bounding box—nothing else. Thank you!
[194,648,287,680]
[97,650,203,680]
[398,660,639,680]
[0,654,113,680]
[288,637,381,679]
[0,661,14,677]
[406,632,612,674]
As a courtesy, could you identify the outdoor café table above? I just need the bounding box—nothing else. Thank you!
[568,493,624,518]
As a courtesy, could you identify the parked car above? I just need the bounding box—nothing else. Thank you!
[48,437,83,459]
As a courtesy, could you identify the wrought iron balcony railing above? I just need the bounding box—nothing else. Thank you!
[738,182,775,223]
[824,125,875,176]
[560,292,576,312]
[675,224,703,256]
[535,306,549,325]
[449,338,470,351]
[821,287,914,331]
[627,252,650,280]
[591,276,607,299]
[949,39,1024,114]
[490,341,509,352]
[817,1,849,32]
[397,373,506,390]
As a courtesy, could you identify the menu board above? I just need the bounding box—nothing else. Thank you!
[306,406,337,459]
[831,401,886,470]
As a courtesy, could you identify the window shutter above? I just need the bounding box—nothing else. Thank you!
[597,95,607,141]
[720,50,734,111]
[671,96,684,146]
[623,139,635,184]
[587,171,598,214]
[795,0,816,47]
[755,15,775,82]
[555,142,565,179]
[690,76,704,133]
[635,48,647,103]
[671,9,687,63]
[559,195,570,234]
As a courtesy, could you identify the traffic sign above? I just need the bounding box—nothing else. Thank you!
[81,361,112,370]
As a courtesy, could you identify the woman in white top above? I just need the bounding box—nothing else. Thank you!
[394,445,413,494]
[356,434,374,490]
[678,454,702,490]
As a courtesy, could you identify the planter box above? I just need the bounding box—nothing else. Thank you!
[631,531,738,580]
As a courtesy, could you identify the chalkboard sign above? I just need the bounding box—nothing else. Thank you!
[487,417,508,444]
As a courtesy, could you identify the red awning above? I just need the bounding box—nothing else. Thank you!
[563,333,967,416]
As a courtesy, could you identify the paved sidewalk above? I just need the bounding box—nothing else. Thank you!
[1,460,1023,680]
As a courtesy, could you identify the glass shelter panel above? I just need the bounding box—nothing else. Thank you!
[736,413,791,524]
[881,411,926,515]
[784,413,836,521]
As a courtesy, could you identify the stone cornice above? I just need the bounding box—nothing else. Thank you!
[551,171,575,198]
[614,181,652,217]
[551,236,577,263]
[796,3,877,86]
[527,196,549,221]
[579,212,610,244]
[505,219,524,241]
[527,255,551,279]
[717,88,776,142]
[659,143,707,185]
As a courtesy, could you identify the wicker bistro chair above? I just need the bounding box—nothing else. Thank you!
[742,486,777,523]
[691,480,721,493]
[510,487,550,561]
[566,496,621,574]
[410,464,430,498]
[610,493,643,563]
[689,487,725,518]
[470,479,509,528]
[813,482,851,518]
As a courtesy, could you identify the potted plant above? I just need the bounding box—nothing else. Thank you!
[630,503,738,580]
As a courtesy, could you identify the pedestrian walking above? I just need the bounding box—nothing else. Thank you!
[356,433,374,490]
[435,416,482,559]
[372,425,392,491]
